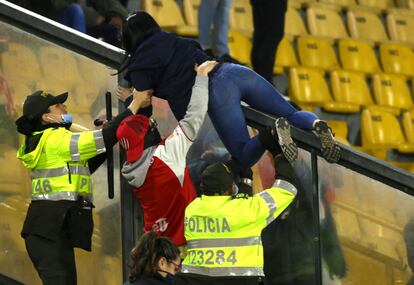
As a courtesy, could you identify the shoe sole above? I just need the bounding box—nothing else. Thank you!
[275,118,298,163]
[313,121,341,163]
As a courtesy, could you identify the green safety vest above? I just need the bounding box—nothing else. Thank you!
[16,127,106,201]
[182,180,297,277]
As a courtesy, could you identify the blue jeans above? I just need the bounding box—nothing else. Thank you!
[208,64,318,167]
[57,4,86,33]
[198,0,232,56]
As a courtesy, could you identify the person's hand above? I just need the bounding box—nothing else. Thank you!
[128,89,153,113]
[109,16,123,26]
[116,86,133,102]
[195,60,218,76]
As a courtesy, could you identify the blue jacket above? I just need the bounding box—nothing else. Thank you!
[125,31,210,121]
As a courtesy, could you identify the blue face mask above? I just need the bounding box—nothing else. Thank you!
[61,114,73,124]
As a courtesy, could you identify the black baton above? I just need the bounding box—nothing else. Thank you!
[106,91,114,199]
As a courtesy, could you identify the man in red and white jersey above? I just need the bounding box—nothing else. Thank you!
[116,61,217,247]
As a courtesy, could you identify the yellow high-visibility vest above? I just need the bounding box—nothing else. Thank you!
[182,180,297,277]
[17,127,106,201]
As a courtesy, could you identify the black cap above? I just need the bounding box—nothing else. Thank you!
[201,163,234,196]
[22,90,68,120]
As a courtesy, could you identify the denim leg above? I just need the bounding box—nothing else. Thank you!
[223,64,318,130]
[57,4,86,33]
[198,0,220,50]
[208,76,266,167]
[214,0,233,56]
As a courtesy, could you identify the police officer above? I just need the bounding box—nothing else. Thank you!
[178,120,299,285]
[15,90,150,285]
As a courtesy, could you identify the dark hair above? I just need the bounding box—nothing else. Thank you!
[128,231,180,282]
[118,11,161,74]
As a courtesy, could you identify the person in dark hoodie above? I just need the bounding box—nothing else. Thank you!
[15,90,149,284]
[116,61,216,253]
[117,11,341,168]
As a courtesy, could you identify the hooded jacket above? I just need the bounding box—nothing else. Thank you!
[125,31,210,121]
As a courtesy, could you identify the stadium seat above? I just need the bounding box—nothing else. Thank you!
[396,0,414,9]
[297,36,340,70]
[338,39,381,74]
[372,73,414,115]
[329,70,374,113]
[326,120,351,145]
[331,205,362,241]
[358,0,396,9]
[285,8,308,37]
[361,107,414,153]
[38,46,80,92]
[274,38,299,74]
[307,6,349,39]
[347,10,389,43]
[142,0,197,37]
[288,67,333,109]
[402,110,414,143]
[319,0,358,8]
[379,42,414,76]
[228,30,252,66]
[230,0,253,38]
[1,43,41,88]
[182,0,200,34]
[387,11,414,46]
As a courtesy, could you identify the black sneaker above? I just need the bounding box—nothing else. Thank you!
[313,120,341,163]
[272,118,298,163]
[218,53,241,64]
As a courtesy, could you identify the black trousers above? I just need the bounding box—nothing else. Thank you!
[250,0,288,83]
[25,234,77,285]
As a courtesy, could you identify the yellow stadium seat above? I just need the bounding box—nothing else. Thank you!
[229,0,253,38]
[358,0,396,9]
[326,120,351,145]
[379,42,414,76]
[319,0,358,7]
[274,38,299,74]
[402,110,414,143]
[396,0,414,9]
[306,6,349,39]
[228,30,252,66]
[338,39,381,74]
[347,10,389,43]
[372,73,414,115]
[285,8,308,38]
[38,46,80,92]
[288,67,333,109]
[142,0,197,37]
[329,70,374,113]
[361,107,414,153]
[387,12,414,46]
[297,36,340,70]
[182,0,200,35]
[331,205,361,241]
[1,43,41,88]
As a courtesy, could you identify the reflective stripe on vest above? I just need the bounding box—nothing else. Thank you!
[187,236,261,249]
[31,165,90,179]
[181,265,264,277]
[31,191,92,201]
[70,130,105,161]
[273,179,297,196]
[258,191,277,225]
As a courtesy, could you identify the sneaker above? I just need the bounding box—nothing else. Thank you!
[272,118,298,163]
[218,54,241,64]
[313,120,341,163]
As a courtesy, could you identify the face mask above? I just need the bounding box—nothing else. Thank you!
[61,114,73,124]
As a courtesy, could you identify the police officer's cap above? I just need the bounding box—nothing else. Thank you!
[22,90,68,120]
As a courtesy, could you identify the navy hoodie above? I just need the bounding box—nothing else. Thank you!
[125,31,210,121]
